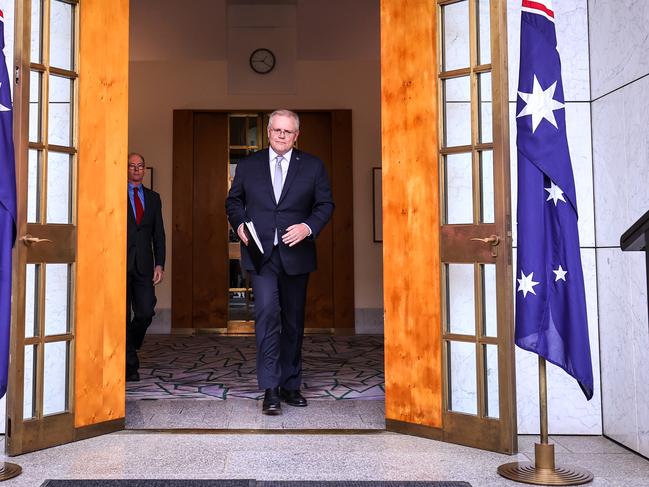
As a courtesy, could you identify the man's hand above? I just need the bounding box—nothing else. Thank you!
[237,223,249,245]
[282,223,310,247]
[153,265,164,285]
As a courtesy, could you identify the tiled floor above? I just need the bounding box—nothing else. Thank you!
[127,335,384,401]
[1,434,648,486]
[126,398,386,429]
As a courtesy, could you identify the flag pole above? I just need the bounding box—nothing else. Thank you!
[497,357,593,485]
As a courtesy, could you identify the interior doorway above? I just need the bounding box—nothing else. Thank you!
[125,105,370,429]
[6,0,518,456]
[171,110,354,334]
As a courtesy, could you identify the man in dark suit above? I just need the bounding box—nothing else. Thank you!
[226,109,334,415]
[126,152,165,382]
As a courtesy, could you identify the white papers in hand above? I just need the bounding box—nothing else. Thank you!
[244,221,264,254]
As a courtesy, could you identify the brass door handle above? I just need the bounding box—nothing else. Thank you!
[20,234,53,246]
[470,235,500,245]
[470,234,500,256]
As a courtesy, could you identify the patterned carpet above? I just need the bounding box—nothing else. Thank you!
[126,334,385,401]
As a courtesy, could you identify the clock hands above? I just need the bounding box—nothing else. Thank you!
[250,48,275,73]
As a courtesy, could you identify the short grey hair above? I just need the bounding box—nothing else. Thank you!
[268,109,300,131]
[128,152,146,165]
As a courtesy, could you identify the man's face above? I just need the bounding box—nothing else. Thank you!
[268,115,299,156]
[128,155,145,185]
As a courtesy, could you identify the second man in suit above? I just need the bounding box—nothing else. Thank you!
[126,152,166,382]
[226,109,334,415]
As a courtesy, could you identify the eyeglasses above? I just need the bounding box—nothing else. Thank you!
[128,164,145,171]
[269,128,297,137]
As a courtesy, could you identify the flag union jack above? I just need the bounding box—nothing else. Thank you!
[514,0,594,399]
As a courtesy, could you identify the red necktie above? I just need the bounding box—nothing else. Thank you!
[133,186,144,225]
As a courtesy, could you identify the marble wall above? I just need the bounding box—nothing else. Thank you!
[589,0,649,458]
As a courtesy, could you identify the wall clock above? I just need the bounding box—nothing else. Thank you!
[249,48,276,74]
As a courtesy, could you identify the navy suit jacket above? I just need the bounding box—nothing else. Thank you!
[225,148,334,275]
[127,186,166,277]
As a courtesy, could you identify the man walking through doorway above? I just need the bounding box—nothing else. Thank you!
[126,152,165,382]
[226,109,334,415]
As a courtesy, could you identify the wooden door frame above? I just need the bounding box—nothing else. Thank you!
[6,0,128,456]
[381,0,517,454]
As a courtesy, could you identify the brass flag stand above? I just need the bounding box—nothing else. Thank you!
[0,462,21,481]
[498,357,593,485]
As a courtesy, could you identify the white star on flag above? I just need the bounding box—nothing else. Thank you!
[517,75,564,133]
[553,265,567,282]
[545,180,566,205]
[0,82,9,112]
[517,270,540,298]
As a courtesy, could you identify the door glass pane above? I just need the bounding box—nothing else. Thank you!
[48,75,73,147]
[247,116,258,147]
[443,76,471,147]
[46,152,71,223]
[44,264,70,335]
[30,0,42,64]
[444,153,473,224]
[478,72,492,143]
[482,263,497,337]
[446,263,475,335]
[447,340,477,415]
[442,0,470,71]
[229,117,246,146]
[479,150,494,223]
[27,149,41,223]
[484,344,499,418]
[49,0,74,71]
[229,259,254,321]
[23,345,36,419]
[25,264,39,338]
[43,341,69,415]
[29,71,42,143]
[477,0,491,65]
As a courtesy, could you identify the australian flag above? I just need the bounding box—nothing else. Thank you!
[515,0,593,400]
[0,9,16,399]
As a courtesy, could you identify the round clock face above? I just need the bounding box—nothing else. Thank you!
[249,48,276,74]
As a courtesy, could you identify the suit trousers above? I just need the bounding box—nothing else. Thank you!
[251,246,309,390]
[126,267,157,374]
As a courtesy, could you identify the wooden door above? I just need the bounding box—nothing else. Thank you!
[381,0,517,454]
[6,0,128,455]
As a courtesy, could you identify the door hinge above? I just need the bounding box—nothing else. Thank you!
[14,66,20,85]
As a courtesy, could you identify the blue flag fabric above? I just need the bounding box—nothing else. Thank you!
[0,10,17,399]
[515,0,593,400]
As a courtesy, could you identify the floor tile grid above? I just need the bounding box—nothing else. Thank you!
[127,335,385,401]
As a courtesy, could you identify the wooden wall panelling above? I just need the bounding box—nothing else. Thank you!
[381,0,443,428]
[296,112,334,329]
[192,113,229,328]
[75,0,130,428]
[171,110,194,329]
[331,110,354,329]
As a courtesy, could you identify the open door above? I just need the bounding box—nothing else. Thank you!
[6,0,128,455]
[381,0,517,453]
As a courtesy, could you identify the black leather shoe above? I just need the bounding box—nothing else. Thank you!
[280,388,308,407]
[126,370,140,382]
[262,387,282,415]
